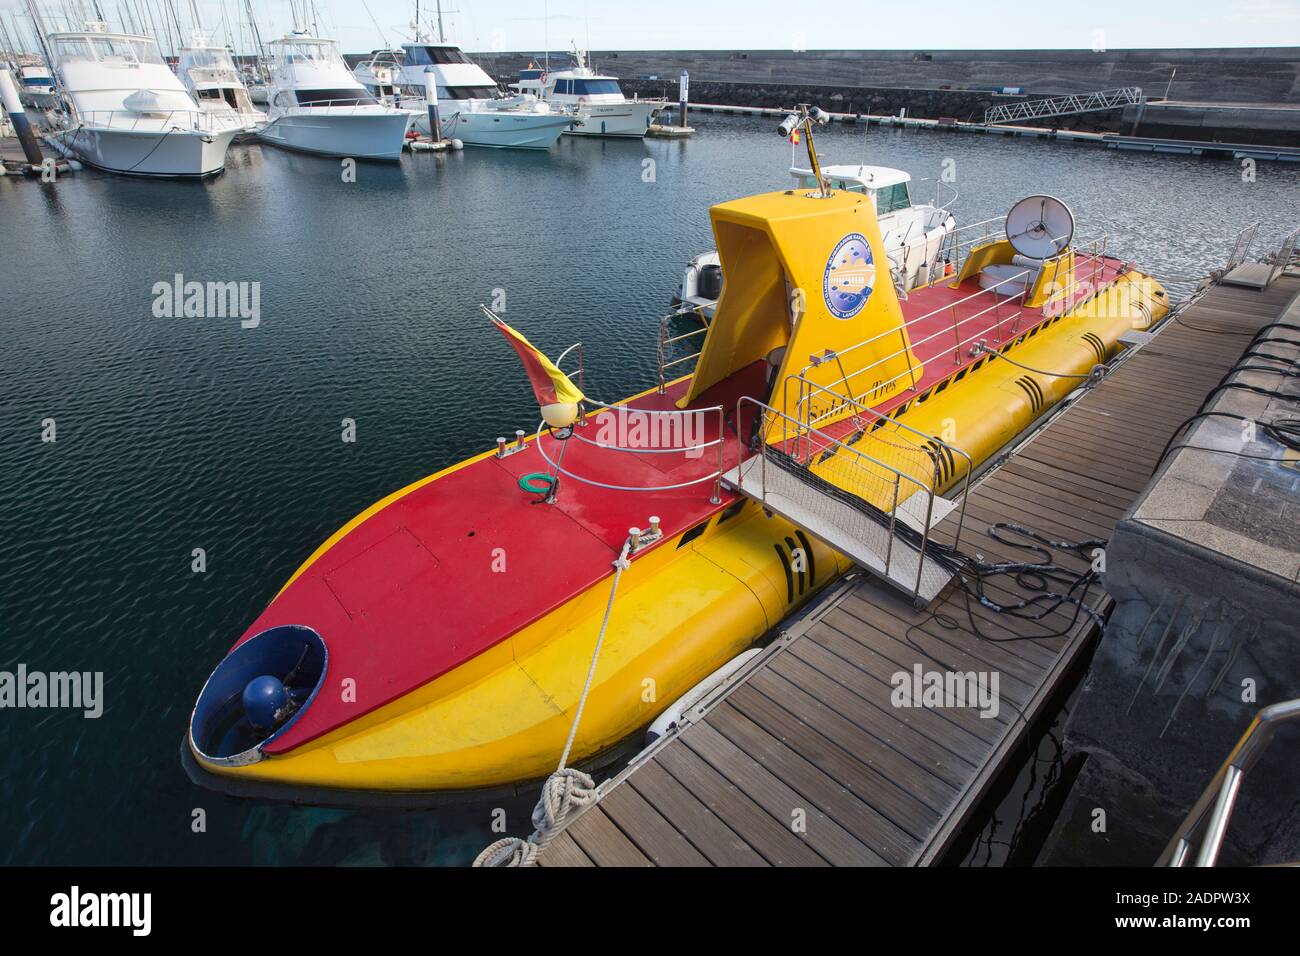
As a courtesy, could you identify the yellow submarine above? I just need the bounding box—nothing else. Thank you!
[186,108,1168,801]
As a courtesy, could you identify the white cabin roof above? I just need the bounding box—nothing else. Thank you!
[790,164,911,190]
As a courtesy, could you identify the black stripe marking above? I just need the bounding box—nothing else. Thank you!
[773,543,794,603]
[785,536,806,595]
[794,529,815,589]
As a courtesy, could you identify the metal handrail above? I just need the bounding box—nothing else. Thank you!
[781,374,972,549]
[533,400,725,503]
[1159,697,1300,866]
[74,108,234,133]
[1225,222,1260,271]
[268,97,405,116]
[657,315,709,392]
[795,269,1032,409]
[737,396,944,598]
[796,234,1118,411]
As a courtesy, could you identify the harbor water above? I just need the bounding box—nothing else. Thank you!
[2,115,1298,865]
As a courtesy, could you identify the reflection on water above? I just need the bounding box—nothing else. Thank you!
[2,116,1298,865]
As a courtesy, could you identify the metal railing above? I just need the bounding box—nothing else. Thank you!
[782,375,972,530]
[657,313,710,392]
[932,215,1007,280]
[735,396,953,600]
[794,235,1116,414]
[534,399,726,504]
[268,97,402,116]
[1225,222,1260,271]
[73,108,235,133]
[1265,225,1299,284]
[1159,697,1300,867]
[795,268,1032,413]
[535,337,726,503]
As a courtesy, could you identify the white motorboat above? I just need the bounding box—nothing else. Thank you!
[256,34,412,161]
[674,164,958,317]
[177,35,266,134]
[509,50,665,138]
[45,25,239,178]
[353,49,406,104]
[393,40,580,149]
[18,64,57,109]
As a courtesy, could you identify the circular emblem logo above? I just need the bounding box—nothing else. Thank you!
[823,233,875,319]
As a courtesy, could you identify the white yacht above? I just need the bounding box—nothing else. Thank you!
[45,26,239,178]
[256,34,412,161]
[353,49,406,104]
[509,51,665,138]
[674,164,957,317]
[393,40,580,149]
[176,35,266,134]
[18,64,57,109]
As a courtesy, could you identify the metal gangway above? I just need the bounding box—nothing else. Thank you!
[984,87,1143,126]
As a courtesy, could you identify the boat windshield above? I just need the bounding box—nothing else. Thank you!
[183,49,237,72]
[274,40,344,68]
[796,174,868,194]
[22,76,51,86]
[53,35,166,66]
[404,45,472,66]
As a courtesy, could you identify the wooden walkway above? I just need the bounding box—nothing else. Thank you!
[537,275,1300,867]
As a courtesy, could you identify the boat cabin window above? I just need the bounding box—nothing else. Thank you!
[554,79,572,95]
[875,182,912,214]
[404,46,472,66]
[22,76,50,87]
[570,79,621,95]
[435,85,498,100]
[294,88,378,107]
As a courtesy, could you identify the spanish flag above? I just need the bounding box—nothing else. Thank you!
[490,316,585,428]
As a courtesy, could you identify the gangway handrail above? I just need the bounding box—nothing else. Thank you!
[735,396,947,600]
[781,375,972,550]
[1159,697,1300,867]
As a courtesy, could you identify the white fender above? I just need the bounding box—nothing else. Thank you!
[646,648,762,743]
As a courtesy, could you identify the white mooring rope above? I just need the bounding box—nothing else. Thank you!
[473,536,634,867]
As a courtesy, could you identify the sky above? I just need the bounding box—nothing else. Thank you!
[3,0,1299,54]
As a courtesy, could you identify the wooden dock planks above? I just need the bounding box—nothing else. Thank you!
[537,276,1300,868]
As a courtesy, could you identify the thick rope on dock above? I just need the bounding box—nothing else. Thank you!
[473,538,634,868]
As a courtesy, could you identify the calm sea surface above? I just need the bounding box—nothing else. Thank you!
[3,115,1298,865]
